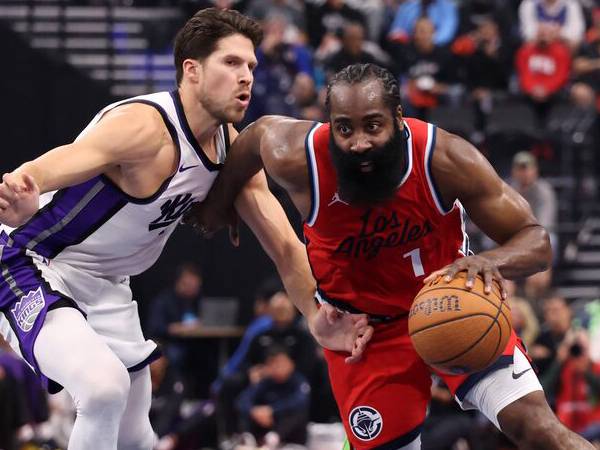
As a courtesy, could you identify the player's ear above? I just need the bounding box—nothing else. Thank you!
[395,105,403,128]
[182,59,201,84]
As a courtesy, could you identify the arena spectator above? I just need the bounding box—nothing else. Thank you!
[515,23,571,121]
[388,0,458,46]
[211,279,279,437]
[519,0,585,50]
[510,151,558,245]
[0,345,27,450]
[244,292,318,380]
[421,376,477,449]
[289,73,325,121]
[237,345,310,446]
[531,294,572,379]
[323,22,379,77]
[305,0,367,54]
[396,17,457,119]
[571,19,600,110]
[541,328,600,439]
[510,296,541,347]
[585,7,600,45]
[146,263,204,382]
[456,0,515,39]
[452,16,516,130]
[243,15,314,124]
[244,0,306,37]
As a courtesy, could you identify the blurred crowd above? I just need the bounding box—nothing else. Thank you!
[189,0,600,183]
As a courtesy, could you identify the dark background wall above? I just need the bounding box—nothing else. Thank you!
[0,23,287,326]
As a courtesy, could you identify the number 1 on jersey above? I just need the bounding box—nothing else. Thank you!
[403,248,424,277]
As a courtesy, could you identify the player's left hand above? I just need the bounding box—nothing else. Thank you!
[308,303,374,364]
[423,255,508,299]
[184,202,239,247]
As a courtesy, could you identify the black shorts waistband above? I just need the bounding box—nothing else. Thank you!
[315,288,407,324]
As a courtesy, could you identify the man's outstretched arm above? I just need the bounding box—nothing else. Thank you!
[0,104,168,227]
[235,171,372,363]
[188,118,373,361]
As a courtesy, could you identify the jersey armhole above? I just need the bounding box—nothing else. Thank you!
[304,122,322,227]
[99,99,182,205]
[424,124,454,215]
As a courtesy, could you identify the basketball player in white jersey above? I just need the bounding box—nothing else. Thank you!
[0,8,372,450]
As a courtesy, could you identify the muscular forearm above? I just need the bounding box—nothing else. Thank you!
[13,142,111,193]
[479,224,551,279]
[236,177,318,322]
[274,241,318,321]
[13,161,47,193]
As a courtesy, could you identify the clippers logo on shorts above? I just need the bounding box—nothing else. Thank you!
[349,406,383,441]
[11,287,46,332]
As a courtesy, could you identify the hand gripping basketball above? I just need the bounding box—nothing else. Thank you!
[408,272,512,375]
[423,254,508,300]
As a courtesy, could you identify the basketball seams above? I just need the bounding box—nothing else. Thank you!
[410,283,512,370]
[482,319,503,368]
[480,294,505,368]
[413,314,497,365]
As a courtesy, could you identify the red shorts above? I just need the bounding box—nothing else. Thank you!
[324,317,523,449]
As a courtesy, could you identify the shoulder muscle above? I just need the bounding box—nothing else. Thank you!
[432,128,539,243]
[76,103,168,165]
[257,116,315,192]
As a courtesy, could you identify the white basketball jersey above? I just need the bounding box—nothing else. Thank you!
[7,91,227,277]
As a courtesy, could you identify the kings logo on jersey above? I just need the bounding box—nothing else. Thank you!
[11,287,46,332]
[149,193,195,231]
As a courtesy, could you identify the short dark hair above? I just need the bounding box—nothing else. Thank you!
[325,63,401,115]
[175,262,202,280]
[255,276,284,303]
[174,8,263,85]
[542,291,566,305]
[265,344,291,361]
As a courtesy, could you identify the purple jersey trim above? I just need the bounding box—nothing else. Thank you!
[10,177,128,258]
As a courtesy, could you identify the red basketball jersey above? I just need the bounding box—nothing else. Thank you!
[303,118,468,317]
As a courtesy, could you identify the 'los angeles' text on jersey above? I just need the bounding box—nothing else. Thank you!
[334,208,433,260]
[303,119,469,317]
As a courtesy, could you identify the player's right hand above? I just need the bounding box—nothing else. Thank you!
[424,255,508,299]
[0,172,40,227]
[308,303,374,364]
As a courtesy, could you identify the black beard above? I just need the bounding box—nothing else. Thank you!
[329,124,407,205]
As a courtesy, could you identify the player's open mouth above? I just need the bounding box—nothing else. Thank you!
[236,93,250,107]
[360,161,374,172]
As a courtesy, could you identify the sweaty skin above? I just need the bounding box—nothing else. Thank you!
[187,71,599,448]
[189,111,551,292]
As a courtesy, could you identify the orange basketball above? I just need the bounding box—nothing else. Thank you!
[408,272,512,375]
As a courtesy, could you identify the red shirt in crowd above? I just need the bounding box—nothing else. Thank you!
[516,40,571,97]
